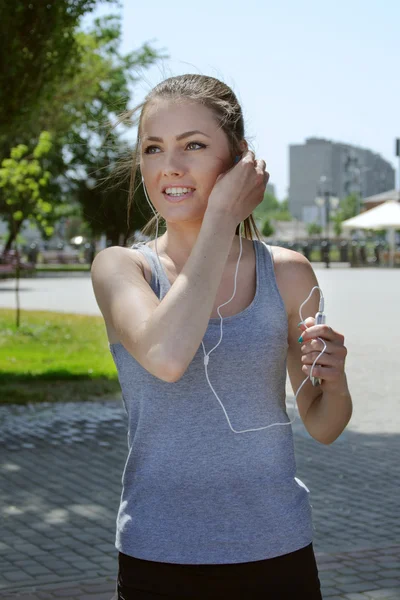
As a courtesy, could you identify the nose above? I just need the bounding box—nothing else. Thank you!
[161,152,186,178]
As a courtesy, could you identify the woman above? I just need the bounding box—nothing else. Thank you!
[91,74,352,599]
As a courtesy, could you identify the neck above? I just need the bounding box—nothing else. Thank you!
[157,221,241,269]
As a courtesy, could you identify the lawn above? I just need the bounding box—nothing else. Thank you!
[0,309,120,404]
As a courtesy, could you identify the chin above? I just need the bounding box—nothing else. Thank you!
[162,208,207,225]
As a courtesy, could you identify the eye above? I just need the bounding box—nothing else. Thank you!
[187,141,206,150]
[143,145,160,154]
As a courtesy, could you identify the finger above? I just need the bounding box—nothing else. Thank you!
[301,364,342,382]
[301,336,334,351]
[255,159,266,172]
[300,324,337,343]
[242,150,255,163]
[298,316,315,331]
[301,351,341,368]
[255,160,267,184]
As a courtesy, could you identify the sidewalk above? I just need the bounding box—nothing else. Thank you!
[1,399,399,600]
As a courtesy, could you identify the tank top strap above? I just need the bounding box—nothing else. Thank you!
[256,239,277,282]
[130,241,170,296]
[256,240,288,320]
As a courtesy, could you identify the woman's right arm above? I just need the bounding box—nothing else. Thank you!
[91,152,268,382]
[91,212,236,383]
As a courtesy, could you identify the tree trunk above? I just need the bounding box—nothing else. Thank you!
[15,244,21,328]
[3,220,23,255]
[106,230,120,247]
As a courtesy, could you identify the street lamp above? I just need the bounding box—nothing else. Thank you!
[353,166,371,214]
[315,177,339,268]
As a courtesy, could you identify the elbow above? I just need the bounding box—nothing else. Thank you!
[161,359,187,383]
[120,336,185,383]
[159,364,183,383]
[147,351,185,383]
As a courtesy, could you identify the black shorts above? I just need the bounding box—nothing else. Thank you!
[115,543,322,599]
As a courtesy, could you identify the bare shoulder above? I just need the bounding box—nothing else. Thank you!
[269,244,307,265]
[90,245,155,345]
[268,245,319,318]
[91,245,146,282]
[268,244,313,277]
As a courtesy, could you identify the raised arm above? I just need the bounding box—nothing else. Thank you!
[91,152,267,382]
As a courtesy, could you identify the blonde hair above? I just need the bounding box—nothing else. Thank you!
[120,74,262,241]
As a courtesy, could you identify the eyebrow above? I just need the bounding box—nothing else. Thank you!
[144,130,211,142]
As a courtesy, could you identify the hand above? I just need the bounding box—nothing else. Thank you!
[206,150,269,227]
[298,317,348,390]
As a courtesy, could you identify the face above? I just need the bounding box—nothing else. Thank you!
[139,98,233,224]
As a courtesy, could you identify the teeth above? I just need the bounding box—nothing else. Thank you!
[165,187,192,195]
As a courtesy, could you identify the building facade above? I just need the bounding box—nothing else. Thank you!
[289,137,395,224]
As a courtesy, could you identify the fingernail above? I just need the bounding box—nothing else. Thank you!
[297,322,303,328]
[298,336,303,343]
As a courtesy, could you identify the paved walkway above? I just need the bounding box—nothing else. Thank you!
[1,399,399,599]
[1,267,399,598]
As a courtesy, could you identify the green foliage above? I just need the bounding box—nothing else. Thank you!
[254,192,280,218]
[269,210,292,222]
[280,198,289,211]
[307,222,323,236]
[332,193,359,238]
[36,15,162,141]
[0,0,120,141]
[0,8,163,247]
[334,220,343,237]
[68,16,164,242]
[0,132,54,241]
[254,192,292,224]
[335,193,359,221]
[261,217,275,237]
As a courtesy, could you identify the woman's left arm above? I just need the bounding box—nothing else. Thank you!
[283,252,353,445]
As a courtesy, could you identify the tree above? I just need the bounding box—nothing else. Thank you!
[270,209,292,222]
[76,142,151,246]
[333,193,359,236]
[0,132,53,253]
[280,198,289,211]
[261,217,275,238]
[307,222,322,237]
[0,13,164,247]
[64,15,163,242]
[254,192,280,219]
[0,0,119,144]
[0,131,54,327]
[254,191,292,223]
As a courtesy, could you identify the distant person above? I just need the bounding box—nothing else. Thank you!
[91,74,352,600]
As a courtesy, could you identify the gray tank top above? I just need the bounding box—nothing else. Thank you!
[109,238,313,564]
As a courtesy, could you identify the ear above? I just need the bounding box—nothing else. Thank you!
[238,140,248,154]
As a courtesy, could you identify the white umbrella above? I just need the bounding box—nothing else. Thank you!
[341,201,400,267]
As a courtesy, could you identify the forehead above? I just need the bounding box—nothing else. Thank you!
[141,98,220,137]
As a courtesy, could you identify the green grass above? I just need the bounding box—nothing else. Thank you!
[0,309,120,404]
[36,264,90,272]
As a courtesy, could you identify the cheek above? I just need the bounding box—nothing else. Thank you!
[195,155,230,188]
[140,159,154,181]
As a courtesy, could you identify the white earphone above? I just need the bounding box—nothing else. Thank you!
[141,176,327,434]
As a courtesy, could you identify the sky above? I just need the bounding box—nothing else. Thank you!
[86,0,400,200]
